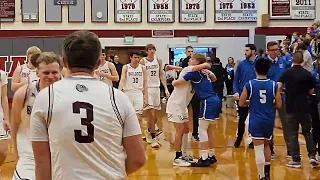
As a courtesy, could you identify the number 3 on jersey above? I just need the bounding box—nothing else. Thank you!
[73,101,94,143]
[151,70,156,76]
[259,90,266,104]
[132,77,138,83]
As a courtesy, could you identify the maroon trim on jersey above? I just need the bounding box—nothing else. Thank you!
[255,27,308,36]
[0,29,249,38]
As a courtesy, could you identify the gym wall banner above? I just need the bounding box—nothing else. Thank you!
[115,0,142,22]
[148,0,175,23]
[269,0,315,19]
[215,0,257,22]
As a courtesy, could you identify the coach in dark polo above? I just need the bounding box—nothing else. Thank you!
[181,46,200,141]
[278,51,319,168]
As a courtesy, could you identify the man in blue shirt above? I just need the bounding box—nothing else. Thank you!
[266,41,287,159]
[173,53,220,167]
[239,58,282,180]
[233,44,257,148]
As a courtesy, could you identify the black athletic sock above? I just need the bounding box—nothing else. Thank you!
[148,128,150,132]
[175,151,182,159]
[151,133,156,139]
[265,164,270,178]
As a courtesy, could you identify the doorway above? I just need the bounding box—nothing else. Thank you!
[105,46,145,64]
[169,47,216,65]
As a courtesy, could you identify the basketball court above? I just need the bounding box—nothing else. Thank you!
[1,104,319,180]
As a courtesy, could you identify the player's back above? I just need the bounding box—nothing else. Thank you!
[189,71,215,100]
[47,77,128,179]
[166,66,193,116]
[247,79,277,123]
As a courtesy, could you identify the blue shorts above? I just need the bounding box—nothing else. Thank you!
[199,95,221,121]
[249,119,274,140]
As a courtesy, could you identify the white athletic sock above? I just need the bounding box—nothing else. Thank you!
[155,124,159,131]
[181,133,188,155]
[201,150,208,160]
[208,149,215,157]
[254,144,265,178]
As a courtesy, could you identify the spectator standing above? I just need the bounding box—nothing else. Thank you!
[225,57,235,95]
[113,55,123,88]
[311,55,320,157]
[298,41,314,72]
[278,51,319,168]
[210,57,226,114]
[233,44,257,148]
[266,41,287,159]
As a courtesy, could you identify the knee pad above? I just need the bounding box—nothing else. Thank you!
[199,120,210,142]
[254,144,265,165]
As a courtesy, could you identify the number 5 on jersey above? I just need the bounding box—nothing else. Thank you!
[259,90,266,104]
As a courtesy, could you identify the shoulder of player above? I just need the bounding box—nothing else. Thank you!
[108,61,116,68]
[13,84,28,102]
[139,58,145,65]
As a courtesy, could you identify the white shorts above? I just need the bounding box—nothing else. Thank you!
[145,87,161,110]
[124,90,143,114]
[168,114,188,123]
[13,158,35,180]
[0,118,9,140]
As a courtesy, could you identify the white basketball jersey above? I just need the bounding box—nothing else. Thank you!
[123,64,143,91]
[166,66,194,116]
[20,64,38,83]
[17,80,40,163]
[33,76,141,180]
[0,71,8,120]
[143,57,160,88]
[96,61,112,86]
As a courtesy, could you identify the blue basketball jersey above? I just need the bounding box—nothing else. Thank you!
[245,79,277,124]
[183,71,215,100]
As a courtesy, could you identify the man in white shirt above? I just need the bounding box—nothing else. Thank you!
[298,42,314,72]
[30,31,146,180]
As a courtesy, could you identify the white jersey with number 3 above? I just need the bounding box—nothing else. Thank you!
[143,57,160,88]
[29,76,141,180]
[123,64,143,91]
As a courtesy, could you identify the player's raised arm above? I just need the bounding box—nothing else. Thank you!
[11,66,26,92]
[201,69,217,82]
[10,84,28,160]
[118,65,128,91]
[239,86,248,107]
[191,62,211,71]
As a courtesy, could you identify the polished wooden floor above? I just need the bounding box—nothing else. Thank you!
[1,103,320,180]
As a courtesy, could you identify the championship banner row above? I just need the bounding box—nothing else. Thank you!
[0,0,316,22]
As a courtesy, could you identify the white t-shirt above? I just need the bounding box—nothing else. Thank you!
[30,76,141,180]
[166,66,194,116]
[303,50,314,72]
[0,70,8,120]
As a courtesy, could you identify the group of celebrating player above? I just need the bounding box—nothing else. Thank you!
[0,30,314,180]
